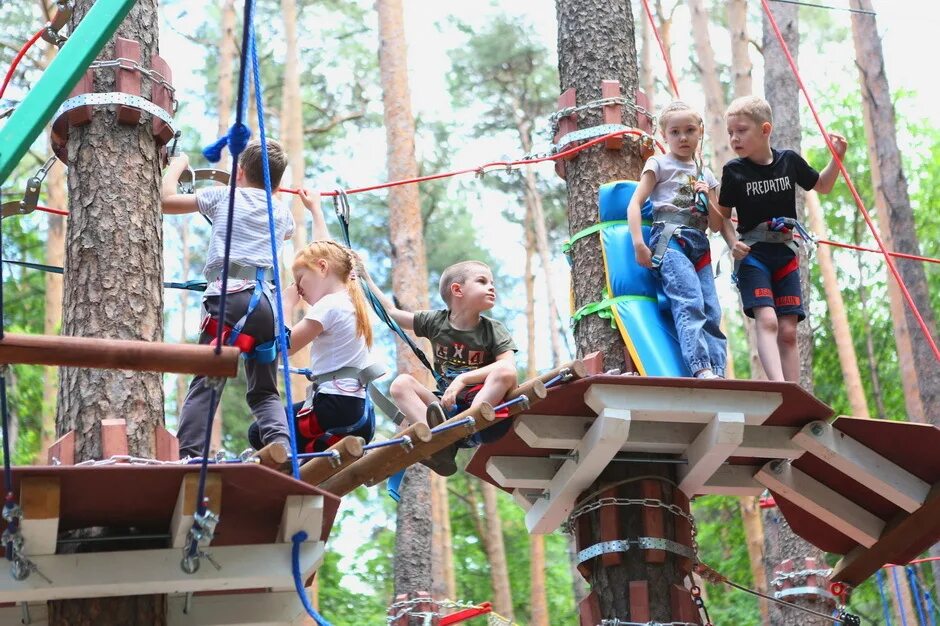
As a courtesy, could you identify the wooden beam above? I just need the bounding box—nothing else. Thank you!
[0,333,239,377]
[526,408,632,534]
[19,477,60,556]
[101,418,129,458]
[792,421,929,513]
[536,358,589,386]
[299,436,364,486]
[678,412,745,496]
[278,494,324,544]
[511,489,540,512]
[514,414,593,449]
[756,461,886,548]
[485,456,561,490]
[737,425,803,459]
[47,430,74,465]
[167,590,307,626]
[504,379,549,417]
[832,482,940,586]
[0,542,325,603]
[584,383,782,425]
[701,465,763,496]
[170,473,223,549]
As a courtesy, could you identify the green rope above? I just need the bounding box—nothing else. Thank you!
[562,219,651,254]
[571,292,657,328]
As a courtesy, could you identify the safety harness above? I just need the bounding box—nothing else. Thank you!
[733,216,813,280]
[296,363,396,451]
[649,166,711,271]
[202,263,282,364]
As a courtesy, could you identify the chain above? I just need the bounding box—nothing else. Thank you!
[599,620,700,626]
[386,598,490,625]
[565,496,699,558]
[548,96,657,137]
[87,58,177,109]
[771,568,833,587]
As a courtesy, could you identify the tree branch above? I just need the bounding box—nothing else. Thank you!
[303,110,365,135]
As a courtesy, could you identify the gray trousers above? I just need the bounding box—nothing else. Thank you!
[176,289,288,458]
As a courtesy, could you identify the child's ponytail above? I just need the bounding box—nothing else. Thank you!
[346,274,374,349]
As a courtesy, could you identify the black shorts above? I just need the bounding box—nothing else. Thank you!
[737,243,805,321]
[248,392,370,453]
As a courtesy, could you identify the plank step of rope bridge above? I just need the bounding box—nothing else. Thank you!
[463,352,940,591]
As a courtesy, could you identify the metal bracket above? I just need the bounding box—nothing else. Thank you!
[53,92,175,130]
[577,537,695,565]
[774,586,837,602]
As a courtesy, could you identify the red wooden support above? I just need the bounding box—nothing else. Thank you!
[635,89,654,135]
[439,602,492,625]
[640,480,666,564]
[150,54,174,144]
[114,37,141,126]
[47,430,75,465]
[599,486,622,566]
[774,558,794,597]
[670,584,701,624]
[673,488,694,575]
[100,418,129,458]
[155,426,179,462]
[51,71,93,162]
[581,351,604,376]
[576,513,593,579]
[578,591,601,626]
[629,580,650,622]
[601,80,623,150]
[805,556,826,592]
[553,88,577,179]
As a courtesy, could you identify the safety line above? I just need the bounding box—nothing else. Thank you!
[759,0,940,363]
[639,0,680,98]
[0,28,43,101]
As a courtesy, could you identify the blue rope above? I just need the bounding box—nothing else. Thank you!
[189,0,256,560]
[926,587,939,626]
[894,566,911,626]
[430,416,474,435]
[877,570,896,626]
[908,566,929,626]
[249,23,299,480]
[363,437,409,451]
[291,531,332,626]
[2,259,207,291]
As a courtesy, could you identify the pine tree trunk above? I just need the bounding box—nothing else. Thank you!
[481,482,514,619]
[739,497,770,623]
[376,0,434,604]
[429,473,456,600]
[850,0,940,424]
[50,1,166,622]
[727,0,753,99]
[761,6,830,624]
[529,535,550,626]
[638,14,655,111]
[687,0,733,171]
[525,211,538,377]
[557,1,689,620]
[217,0,236,137]
[805,192,868,417]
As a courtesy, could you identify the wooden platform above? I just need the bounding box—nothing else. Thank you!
[0,463,339,620]
[464,374,940,586]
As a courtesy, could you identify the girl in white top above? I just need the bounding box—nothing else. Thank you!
[248,190,376,453]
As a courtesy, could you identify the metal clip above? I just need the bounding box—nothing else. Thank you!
[558,367,573,382]
[463,417,476,433]
[327,449,342,468]
[399,435,414,452]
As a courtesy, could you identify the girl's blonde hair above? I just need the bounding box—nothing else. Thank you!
[658,100,704,134]
[293,241,373,348]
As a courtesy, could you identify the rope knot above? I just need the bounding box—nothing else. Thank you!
[202,122,252,164]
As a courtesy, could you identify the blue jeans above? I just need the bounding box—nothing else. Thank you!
[651,226,727,376]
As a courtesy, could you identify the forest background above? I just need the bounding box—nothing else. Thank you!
[0,0,938,624]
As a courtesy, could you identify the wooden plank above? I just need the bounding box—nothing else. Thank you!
[19,477,60,556]
[737,425,803,459]
[0,333,239,377]
[630,580,650,622]
[673,489,693,575]
[756,461,885,548]
[700,465,763,496]
[170,473,223,549]
[0,542,325,603]
[670,584,700,623]
[167,590,307,626]
[514,414,593,449]
[578,591,600,626]
[640,480,665,563]
[601,80,624,149]
[678,412,745,496]
[486,456,561,490]
[599,487,621,566]
[537,359,588,386]
[584,383,782,426]
[278,494,324,544]
[47,430,74,465]
[526,408,631,534]
[114,38,142,125]
[100,418,128,458]
[553,88,577,179]
[299,436,364,486]
[832,481,940,586]
[793,421,929,513]
[155,426,180,462]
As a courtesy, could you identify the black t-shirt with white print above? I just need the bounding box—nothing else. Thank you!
[718,148,819,234]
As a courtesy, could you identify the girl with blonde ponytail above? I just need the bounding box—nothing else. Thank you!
[248,189,377,453]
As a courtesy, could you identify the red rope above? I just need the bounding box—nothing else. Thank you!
[760,0,940,363]
[0,28,44,101]
[36,205,68,217]
[885,555,940,568]
[639,0,681,98]
[817,238,940,266]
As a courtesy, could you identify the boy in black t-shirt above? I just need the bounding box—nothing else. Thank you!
[360,260,518,476]
[717,95,847,382]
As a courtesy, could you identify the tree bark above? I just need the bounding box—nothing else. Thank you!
[805,192,868,417]
[217,0,236,138]
[429,473,456,600]
[727,0,753,99]
[638,12,655,111]
[850,0,940,425]
[376,0,434,605]
[51,0,166,622]
[481,482,514,619]
[557,1,689,619]
[761,6,830,625]
[529,535,550,626]
[739,496,771,623]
